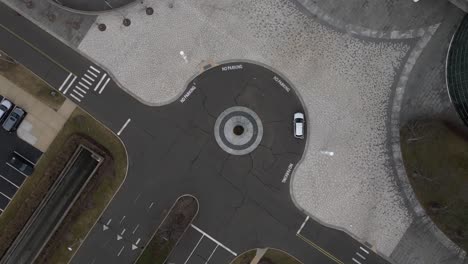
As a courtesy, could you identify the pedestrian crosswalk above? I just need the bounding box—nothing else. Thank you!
[58,65,111,103]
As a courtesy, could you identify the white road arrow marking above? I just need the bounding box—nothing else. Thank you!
[132,244,138,250]
[103,225,109,231]
[117,235,123,241]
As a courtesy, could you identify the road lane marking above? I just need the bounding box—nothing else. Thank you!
[72,89,85,98]
[0,174,20,188]
[90,65,100,73]
[148,202,154,209]
[297,233,343,264]
[6,162,28,177]
[117,246,124,256]
[356,252,366,259]
[135,238,141,245]
[63,76,77,95]
[352,258,362,264]
[359,246,369,254]
[117,118,131,136]
[84,74,95,82]
[184,234,204,264]
[99,77,110,94]
[191,224,237,256]
[121,228,126,235]
[133,193,141,203]
[205,244,218,264]
[59,73,72,91]
[94,73,107,91]
[81,78,92,86]
[297,215,309,234]
[119,215,126,224]
[70,93,81,102]
[132,224,140,234]
[0,192,11,200]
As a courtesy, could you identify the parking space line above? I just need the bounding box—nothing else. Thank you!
[117,118,131,136]
[94,73,107,92]
[99,77,110,94]
[78,81,90,90]
[0,174,20,188]
[70,93,82,102]
[0,192,11,200]
[184,234,204,264]
[356,252,366,259]
[81,78,92,86]
[6,162,28,177]
[352,258,362,264]
[297,233,343,264]
[90,65,100,73]
[74,86,87,94]
[63,76,77,95]
[73,89,85,98]
[59,73,72,91]
[13,151,36,165]
[191,224,237,256]
[87,70,98,78]
[205,244,218,264]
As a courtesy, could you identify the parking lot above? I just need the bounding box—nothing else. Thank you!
[165,224,237,264]
[0,95,42,214]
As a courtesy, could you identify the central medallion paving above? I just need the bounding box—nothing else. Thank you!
[214,106,263,155]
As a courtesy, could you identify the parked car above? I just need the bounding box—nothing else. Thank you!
[2,106,26,132]
[0,98,13,122]
[8,152,34,176]
[293,112,305,139]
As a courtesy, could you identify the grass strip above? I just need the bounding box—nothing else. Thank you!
[260,248,302,264]
[136,195,198,264]
[401,120,468,251]
[230,249,256,264]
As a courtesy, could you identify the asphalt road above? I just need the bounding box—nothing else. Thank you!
[0,4,392,264]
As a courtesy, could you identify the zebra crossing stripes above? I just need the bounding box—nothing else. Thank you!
[58,65,111,103]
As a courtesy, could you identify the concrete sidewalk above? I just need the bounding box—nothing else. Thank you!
[0,75,76,152]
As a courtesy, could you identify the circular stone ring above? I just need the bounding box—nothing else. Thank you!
[214,106,263,155]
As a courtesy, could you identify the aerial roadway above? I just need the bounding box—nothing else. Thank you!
[0,4,391,264]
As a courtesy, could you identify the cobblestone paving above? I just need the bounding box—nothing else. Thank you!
[78,0,413,256]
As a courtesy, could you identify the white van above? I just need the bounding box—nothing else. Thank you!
[293,112,305,139]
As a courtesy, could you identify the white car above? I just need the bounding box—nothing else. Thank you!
[293,112,305,139]
[0,99,12,121]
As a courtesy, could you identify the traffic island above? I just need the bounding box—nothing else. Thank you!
[136,195,199,264]
[259,249,302,264]
[400,120,468,252]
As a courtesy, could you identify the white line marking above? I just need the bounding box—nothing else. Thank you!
[359,246,369,254]
[74,86,87,94]
[72,89,85,98]
[352,258,362,264]
[132,224,140,234]
[6,162,28,177]
[81,78,92,86]
[0,192,11,200]
[135,238,141,245]
[148,202,154,209]
[184,234,204,264]
[63,76,77,95]
[205,244,218,264]
[0,208,3,212]
[119,215,126,224]
[70,93,82,102]
[59,73,72,91]
[99,77,111,94]
[84,74,95,82]
[94,73,107,91]
[78,81,90,89]
[87,70,98,78]
[0,174,20,188]
[13,151,36,165]
[90,65,100,73]
[191,224,237,256]
[356,252,366,260]
[106,219,112,225]
[121,229,126,235]
[134,193,141,203]
[117,246,124,256]
[117,118,131,136]
[297,216,309,234]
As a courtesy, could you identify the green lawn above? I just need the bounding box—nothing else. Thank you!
[401,120,468,251]
[260,249,302,264]
[0,56,65,110]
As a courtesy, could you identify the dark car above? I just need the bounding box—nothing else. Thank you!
[2,106,26,132]
[8,152,34,176]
